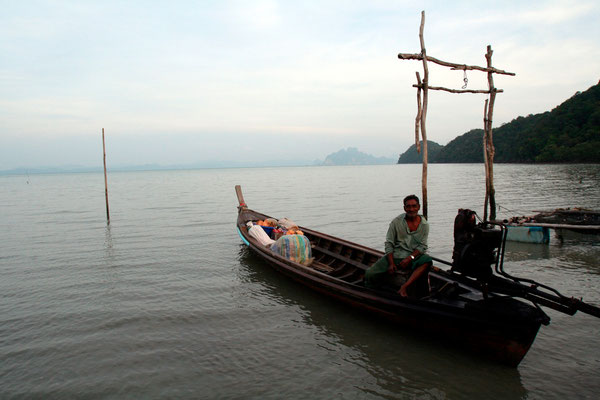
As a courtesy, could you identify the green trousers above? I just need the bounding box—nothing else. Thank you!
[364,254,433,288]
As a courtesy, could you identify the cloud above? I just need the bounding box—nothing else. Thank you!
[227,0,283,31]
[0,1,599,169]
[517,1,595,24]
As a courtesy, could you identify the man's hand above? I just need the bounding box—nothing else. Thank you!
[398,257,412,270]
[386,253,397,274]
[387,262,397,274]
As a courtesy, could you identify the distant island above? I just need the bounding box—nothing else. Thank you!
[321,147,395,166]
[398,82,600,163]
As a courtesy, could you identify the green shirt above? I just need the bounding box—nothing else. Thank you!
[384,213,429,259]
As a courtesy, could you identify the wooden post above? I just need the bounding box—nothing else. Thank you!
[415,72,423,153]
[102,128,110,225]
[483,100,490,221]
[484,45,497,221]
[418,11,429,219]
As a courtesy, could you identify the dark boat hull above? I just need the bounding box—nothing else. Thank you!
[236,206,545,366]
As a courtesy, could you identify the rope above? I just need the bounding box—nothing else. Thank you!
[497,204,533,219]
[461,69,468,89]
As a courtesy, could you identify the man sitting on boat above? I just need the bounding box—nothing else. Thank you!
[364,194,433,297]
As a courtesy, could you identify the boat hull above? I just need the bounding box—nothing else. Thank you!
[236,206,544,366]
[505,225,550,244]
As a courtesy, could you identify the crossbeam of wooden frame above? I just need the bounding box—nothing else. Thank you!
[398,53,515,76]
[413,85,503,94]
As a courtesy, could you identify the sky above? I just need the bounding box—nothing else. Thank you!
[1,0,599,170]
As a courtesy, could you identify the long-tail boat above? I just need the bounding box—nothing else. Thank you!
[500,208,600,242]
[234,185,600,366]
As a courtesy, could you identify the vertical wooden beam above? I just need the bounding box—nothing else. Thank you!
[418,10,429,219]
[484,45,497,221]
[102,128,110,225]
[483,100,490,221]
[415,72,423,153]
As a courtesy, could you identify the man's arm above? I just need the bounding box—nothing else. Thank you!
[413,221,429,254]
[400,221,428,269]
[386,252,396,274]
[397,251,418,270]
[384,220,398,273]
[384,220,397,255]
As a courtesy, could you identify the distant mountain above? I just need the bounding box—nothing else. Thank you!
[322,147,395,165]
[397,82,600,163]
[397,140,443,163]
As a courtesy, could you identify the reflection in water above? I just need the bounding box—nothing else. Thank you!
[104,224,115,258]
[237,246,527,399]
[505,241,553,262]
[504,234,600,278]
[100,224,120,309]
[553,228,600,245]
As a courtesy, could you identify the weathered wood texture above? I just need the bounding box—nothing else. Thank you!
[413,85,503,94]
[415,72,423,153]
[418,11,429,219]
[484,45,497,221]
[398,53,515,76]
[102,128,110,225]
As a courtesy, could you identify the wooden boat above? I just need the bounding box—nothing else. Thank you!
[504,225,550,244]
[501,208,600,240]
[532,208,600,235]
[235,186,600,367]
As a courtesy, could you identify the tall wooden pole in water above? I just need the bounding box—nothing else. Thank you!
[484,45,497,221]
[102,128,110,225]
[418,11,429,219]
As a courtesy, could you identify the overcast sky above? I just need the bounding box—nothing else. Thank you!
[1,0,598,169]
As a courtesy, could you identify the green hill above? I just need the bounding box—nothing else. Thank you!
[434,129,484,163]
[397,82,600,163]
[397,141,443,163]
[494,84,600,162]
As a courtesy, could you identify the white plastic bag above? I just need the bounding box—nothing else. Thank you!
[246,222,275,246]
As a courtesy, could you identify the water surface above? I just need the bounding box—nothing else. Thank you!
[1,164,599,399]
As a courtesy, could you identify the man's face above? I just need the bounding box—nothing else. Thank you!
[404,199,420,217]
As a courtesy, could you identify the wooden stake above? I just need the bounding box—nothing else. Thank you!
[415,72,423,153]
[419,11,429,219]
[483,100,490,222]
[484,45,497,221]
[102,128,110,225]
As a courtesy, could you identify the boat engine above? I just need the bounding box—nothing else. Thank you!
[451,209,503,281]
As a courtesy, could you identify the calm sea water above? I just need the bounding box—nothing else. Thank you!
[1,164,599,399]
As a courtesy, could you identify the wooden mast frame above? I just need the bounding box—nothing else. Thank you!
[398,11,514,221]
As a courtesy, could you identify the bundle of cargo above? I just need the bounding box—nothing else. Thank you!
[245,218,312,265]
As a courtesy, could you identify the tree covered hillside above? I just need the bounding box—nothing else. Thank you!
[495,83,600,162]
[434,129,485,163]
[397,141,443,163]
[397,82,600,163]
